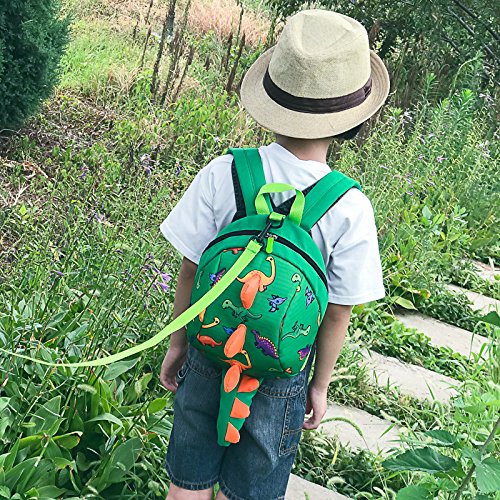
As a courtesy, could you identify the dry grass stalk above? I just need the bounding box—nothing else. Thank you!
[187,0,269,46]
[226,32,245,93]
[151,0,177,99]
[172,45,196,103]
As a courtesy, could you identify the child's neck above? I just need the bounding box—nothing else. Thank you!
[275,134,332,164]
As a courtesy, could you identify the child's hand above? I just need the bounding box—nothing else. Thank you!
[160,345,187,393]
[303,382,328,430]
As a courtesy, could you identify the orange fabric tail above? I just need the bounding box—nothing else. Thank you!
[230,398,251,419]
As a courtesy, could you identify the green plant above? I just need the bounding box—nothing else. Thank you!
[383,346,500,498]
[0,0,69,131]
[295,431,407,497]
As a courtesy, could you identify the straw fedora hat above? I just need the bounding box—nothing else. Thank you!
[240,9,390,139]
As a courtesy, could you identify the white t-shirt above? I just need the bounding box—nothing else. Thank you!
[160,143,385,305]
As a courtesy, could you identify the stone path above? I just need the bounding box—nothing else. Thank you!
[396,311,489,358]
[319,404,401,453]
[289,286,496,498]
[447,284,499,313]
[362,350,459,403]
[472,260,499,282]
[286,474,350,500]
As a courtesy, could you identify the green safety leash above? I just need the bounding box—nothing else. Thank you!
[0,240,262,368]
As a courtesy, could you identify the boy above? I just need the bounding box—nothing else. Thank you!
[159,9,389,500]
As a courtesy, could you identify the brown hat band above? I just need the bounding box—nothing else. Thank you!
[263,69,373,114]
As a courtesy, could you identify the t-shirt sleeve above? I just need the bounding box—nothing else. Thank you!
[160,164,217,264]
[326,192,385,305]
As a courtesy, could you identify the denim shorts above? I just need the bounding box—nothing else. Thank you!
[164,344,315,500]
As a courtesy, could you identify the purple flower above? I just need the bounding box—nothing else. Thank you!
[418,135,425,144]
[214,136,220,144]
[436,156,447,163]
[153,268,172,293]
[146,252,154,260]
[406,191,414,196]
[154,281,170,293]
[78,166,89,181]
[140,153,156,176]
[418,154,425,160]
[379,164,389,170]
[175,162,183,177]
[52,270,64,277]
[94,213,105,223]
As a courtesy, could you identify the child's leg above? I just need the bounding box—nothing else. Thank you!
[167,484,213,499]
[218,348,315,500]
[164,346,226,496]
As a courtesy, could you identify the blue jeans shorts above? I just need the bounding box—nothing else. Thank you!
[164,344,315,500]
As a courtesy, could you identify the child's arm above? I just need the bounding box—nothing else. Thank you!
[303,303,352,430]
[159,257,198,393]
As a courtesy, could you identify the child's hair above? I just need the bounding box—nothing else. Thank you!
[333,122,364,140]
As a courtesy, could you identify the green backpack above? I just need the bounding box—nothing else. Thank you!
[186,147,361,447]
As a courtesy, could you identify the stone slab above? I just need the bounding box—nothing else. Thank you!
[447,285,499,314]
[286,474,350,500]
[472,260,499,283]
[320,404,401,453]
[396,311,489,357]
[363,350,458,403]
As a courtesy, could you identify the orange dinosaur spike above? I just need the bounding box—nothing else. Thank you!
[224,364,242,393]
[240,274,261,309]
[238,375,260,393]
[224,324,246,358]
[225,422,240,443]
[230,398,250,419]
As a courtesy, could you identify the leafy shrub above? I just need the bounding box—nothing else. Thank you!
[0,1,69,131]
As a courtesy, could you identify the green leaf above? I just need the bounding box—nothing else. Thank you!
[148,398,167,414]
[396,485,431,499]
[424,430,458,447]
[394,297,417,310]
[0,398,10,413]
[102,358,139,380]
[91,438,142,491]
[476,456,500,493]
[382,447,458,473]
[53,432,81,449]
[37,485,67,499]
[27,396,61,436]
[478,311,500,327]
[18,435,43,450]
[3,440,19,471]
[86,413,123,428]
[0,486,10,499]
[422,206,432,220]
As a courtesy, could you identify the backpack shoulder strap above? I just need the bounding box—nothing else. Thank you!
[228,148,272,218]
[300,171,361,232]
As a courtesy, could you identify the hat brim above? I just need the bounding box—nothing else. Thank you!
[240,47,390,139]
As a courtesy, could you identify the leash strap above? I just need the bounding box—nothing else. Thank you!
[0,240,262,368]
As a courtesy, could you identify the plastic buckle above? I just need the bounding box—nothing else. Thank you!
[268,212,285,228]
